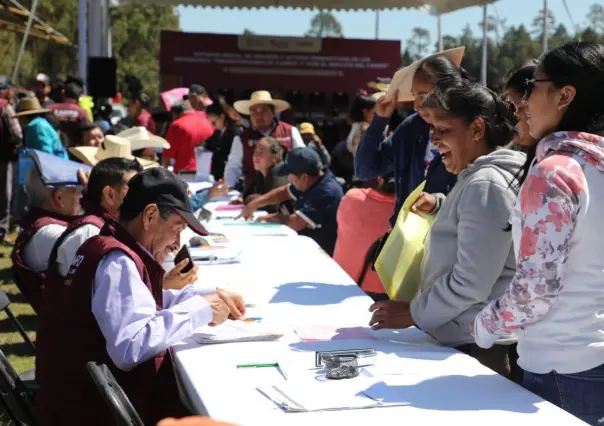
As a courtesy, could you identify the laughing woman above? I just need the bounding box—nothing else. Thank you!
[369,80,525,377]
[474,42,604,425]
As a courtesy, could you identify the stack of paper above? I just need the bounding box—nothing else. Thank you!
[258,383,379,412]
[192,321,283,345]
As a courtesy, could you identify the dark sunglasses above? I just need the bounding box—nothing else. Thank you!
[524,78,553,99]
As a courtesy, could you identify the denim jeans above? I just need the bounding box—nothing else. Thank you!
[523,363,604,425]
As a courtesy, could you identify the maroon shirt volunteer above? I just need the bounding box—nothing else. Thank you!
[36,218,186,426]
[11,208,75,313]
[47,99,90,146]
[134,109,157,135]
[240,120,294,185]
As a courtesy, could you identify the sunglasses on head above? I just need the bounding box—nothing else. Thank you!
[524,78,553,99]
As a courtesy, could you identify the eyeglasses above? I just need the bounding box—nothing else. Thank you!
[524,78,553,99]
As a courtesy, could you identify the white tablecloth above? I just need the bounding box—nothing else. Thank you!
[172,211,587,426]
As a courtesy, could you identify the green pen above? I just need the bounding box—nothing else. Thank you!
[237,363,278,369]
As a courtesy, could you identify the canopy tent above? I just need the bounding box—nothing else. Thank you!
[0,0,69,44]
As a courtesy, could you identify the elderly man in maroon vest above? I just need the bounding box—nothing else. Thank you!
[11,165,83,312]
[224,91,304,188]
[36,167,245,426]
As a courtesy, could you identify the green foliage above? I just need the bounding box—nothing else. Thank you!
[305,12,343,38]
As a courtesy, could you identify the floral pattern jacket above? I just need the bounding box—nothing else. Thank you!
[475,131,604,348]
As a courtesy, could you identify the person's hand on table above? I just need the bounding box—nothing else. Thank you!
[209,179,230,200]
[229,196,244,205]
[375,89,398,119]
[204,294,230,327]
[158,416,235,426]
[163,259,198,291]
[255,213,280,223]
[216,288,246,320]
[411,192,437,214]
[236,201,258,221]
[369,300,414,330]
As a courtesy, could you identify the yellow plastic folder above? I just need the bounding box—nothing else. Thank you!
[375,181,435,301]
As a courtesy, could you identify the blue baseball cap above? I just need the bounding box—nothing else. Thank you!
[275,147,322,177]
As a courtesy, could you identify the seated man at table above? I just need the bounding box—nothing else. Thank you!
[239,147,343,255]
[11,166,83,312]
[35,168,246,426]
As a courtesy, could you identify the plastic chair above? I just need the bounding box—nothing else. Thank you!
[86,362,144,426]
[0,287,36,354]
[0,349,37,425]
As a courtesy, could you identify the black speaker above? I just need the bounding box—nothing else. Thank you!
[87,57,117,98]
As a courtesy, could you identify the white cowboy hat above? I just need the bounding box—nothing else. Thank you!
[385,46,466,103]
[116,127,170,151]
[69,135,158,168]
[233,91,290,115]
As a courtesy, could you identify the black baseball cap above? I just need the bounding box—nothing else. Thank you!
[188,84,208,96]
[0,76,11,91]
[120,167,208,236]
[275,147,322,177]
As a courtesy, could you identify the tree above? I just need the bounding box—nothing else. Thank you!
[110,2,179,104]
[478,14,502,44]
[587,4,604,34]
[305,12,343,38]
[243,29,256,35]
[406,27,431,60]
[531,8,557,39]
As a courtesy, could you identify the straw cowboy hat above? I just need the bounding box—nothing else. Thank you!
[117,127,170,151]
[385,46,465,103]
[233,91,290,115]
[69,135,157,168]
[13,97,50,117]
[367,78,391,93]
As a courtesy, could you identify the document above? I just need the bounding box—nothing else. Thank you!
[192,321,283,345]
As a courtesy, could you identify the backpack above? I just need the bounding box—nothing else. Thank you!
[0,100,21,162]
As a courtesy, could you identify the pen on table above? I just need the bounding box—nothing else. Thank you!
[237,363,278,369]
[192,256,218,262]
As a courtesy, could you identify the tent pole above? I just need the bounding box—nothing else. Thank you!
[78,0,88,92]
[542,0,549,53]
[481,4,487,85]
[437,13,443,51]
[375,10,379,39]
[12,0,39,84]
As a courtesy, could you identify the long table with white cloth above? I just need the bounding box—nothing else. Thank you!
[171,198,588,426]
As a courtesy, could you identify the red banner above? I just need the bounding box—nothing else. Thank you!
[160,31,401,96]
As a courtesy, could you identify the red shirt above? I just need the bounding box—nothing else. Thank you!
[134,109,156,135]
[333,188,395,294]
[47,99,90,146]
[163,112,214,173]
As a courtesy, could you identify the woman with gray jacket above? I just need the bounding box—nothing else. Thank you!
[369,80,525,377]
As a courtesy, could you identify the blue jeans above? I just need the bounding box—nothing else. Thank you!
[523,363,604,425]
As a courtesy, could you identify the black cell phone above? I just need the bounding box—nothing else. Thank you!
[174,245,194,273]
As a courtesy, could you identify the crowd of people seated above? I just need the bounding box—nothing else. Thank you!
[3,40,604,425]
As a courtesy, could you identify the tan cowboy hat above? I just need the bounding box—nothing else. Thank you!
[233,91,290,115]
[385,46,466,103]
[69,135,157,168]
[116,127,170,151]
[13,97,50,117]
[367,79,391,93]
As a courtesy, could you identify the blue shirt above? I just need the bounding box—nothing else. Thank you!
[289,170,343,256]
[25,116,68,160]
[354,113,457,226]
[189,191,211,211]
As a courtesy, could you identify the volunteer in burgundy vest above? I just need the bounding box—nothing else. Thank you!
[10,208,75,313]
[36,218,187,426]
[240,120,294,185]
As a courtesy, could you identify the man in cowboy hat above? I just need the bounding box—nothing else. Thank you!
[15,97,68,159]
[36,167,245,426]
[118,126,170,163]
[223,90,304,188]
[69,134,158,168]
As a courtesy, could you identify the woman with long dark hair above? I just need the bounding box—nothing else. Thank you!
[475,42,604,425]
[503,60,539,153]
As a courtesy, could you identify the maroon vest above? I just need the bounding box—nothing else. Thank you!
[10,208,74,313]
[36,219,183,426]
[240,120,294,185]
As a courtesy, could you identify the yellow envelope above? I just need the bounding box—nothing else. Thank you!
[375,181,435,301]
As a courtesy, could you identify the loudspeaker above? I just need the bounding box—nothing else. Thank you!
[87,57,117,98]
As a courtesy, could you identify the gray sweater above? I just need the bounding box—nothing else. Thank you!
[410,149,526,347]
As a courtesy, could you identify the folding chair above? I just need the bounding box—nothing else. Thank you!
[0,287,35,354]
[86,362,145,426]
[0,349,37,425]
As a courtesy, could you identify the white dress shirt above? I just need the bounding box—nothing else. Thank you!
[57,224,101,276]
[92,251,215,371]
[23,224,67,272]
[224,125,304,187]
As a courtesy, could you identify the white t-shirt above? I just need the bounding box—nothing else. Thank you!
[23,224,67,272]
[56,224,102,276]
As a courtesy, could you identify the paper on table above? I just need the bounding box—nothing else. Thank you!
[293,325,376,342]
[258,382,379,412]
[192,321,283,345]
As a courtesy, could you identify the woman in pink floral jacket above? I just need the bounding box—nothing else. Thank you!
[474,42,604,425]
